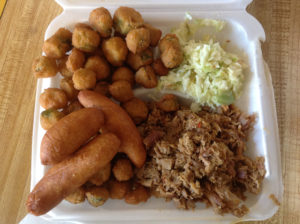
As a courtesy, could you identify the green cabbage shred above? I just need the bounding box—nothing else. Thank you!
[159,14,245,108]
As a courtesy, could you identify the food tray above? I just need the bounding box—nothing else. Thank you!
[30,0,283,223]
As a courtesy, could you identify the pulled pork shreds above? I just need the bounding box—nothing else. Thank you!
[136,103,265,217]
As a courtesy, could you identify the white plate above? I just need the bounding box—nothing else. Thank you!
[31,1,283,223]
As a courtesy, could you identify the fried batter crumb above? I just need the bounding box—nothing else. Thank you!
[269,194,281,206]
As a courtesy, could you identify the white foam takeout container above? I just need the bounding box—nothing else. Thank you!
[31,0,283,223]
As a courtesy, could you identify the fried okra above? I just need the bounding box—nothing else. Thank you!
[32,56,58,78]
[112,158,134,181]
[124,184,150,205]
[39,88,68,110]
[161,46,183,69]
[126,28,150,54]
[135,65,157,88]
[65,100,83,114]
[113,6,144,35]
[85,55,110,80]
[57,56,73,78]
[108,180,131,199]
[159,33,180,52]
[152,58,169,76]
[111,67,135,86]
[75,23,92,29]
[157,94,179,112]
[122,98,148,124]
[43,28,72,59]
[60,77,79,101]
[65,187,85,204]
[89,162,111,186]
[66,48,85,72]
[143,23,162,47]
[126,49,153,71]
[159,34,183,68]
[89,7,113,38]
[40,109,65,130]
[109,80,134,102]
[91,48,104,57]
[72,25,101,53]
[86,187,109,207]
[93,81,110,96]
[72,68,97,90]
[102,37,128,66]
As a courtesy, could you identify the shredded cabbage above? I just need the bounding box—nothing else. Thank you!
[159,15,245,107]
[172,13,226,44]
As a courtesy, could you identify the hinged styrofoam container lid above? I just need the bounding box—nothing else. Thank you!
[30,0,282,223]
[55,0,253,10]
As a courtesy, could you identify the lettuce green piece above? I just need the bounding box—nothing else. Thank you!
[215,90,235,105]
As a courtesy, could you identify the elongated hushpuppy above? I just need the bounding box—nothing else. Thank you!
[78,90,146,168]
[40,108,105,165]
[27,133,120,216]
